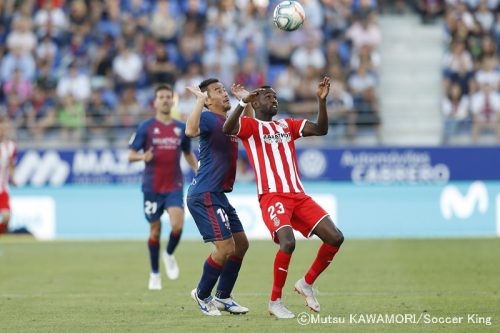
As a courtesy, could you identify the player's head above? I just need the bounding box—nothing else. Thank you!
[198,78,231,112]
[252,86,278,118]
[153,84,174,115]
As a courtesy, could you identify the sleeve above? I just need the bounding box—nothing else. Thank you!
[286,118,307,140]
[128,123,147,151]
[236,117,253,139]
[199,111,212,134]
[179,123,191,152]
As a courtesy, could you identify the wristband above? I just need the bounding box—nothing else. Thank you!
[239,100,248,108]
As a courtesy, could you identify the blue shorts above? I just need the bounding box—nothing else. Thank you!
[187,192,244,243]
[143,190,184,223]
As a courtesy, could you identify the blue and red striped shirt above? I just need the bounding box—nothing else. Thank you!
[187,111,238,195]
[129,118,191,193]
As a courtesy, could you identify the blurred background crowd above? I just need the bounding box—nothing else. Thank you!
[0,0,499,147]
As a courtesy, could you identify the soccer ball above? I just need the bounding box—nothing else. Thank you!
[273,1,305,32]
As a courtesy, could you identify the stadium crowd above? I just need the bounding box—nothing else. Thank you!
[441,0,500,144]
[0,0,381,147]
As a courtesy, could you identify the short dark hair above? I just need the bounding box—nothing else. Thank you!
[259,85,272,89]
[154,84,173,98]
[198,78,219,93]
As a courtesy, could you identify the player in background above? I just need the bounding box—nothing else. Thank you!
[185,79,256,316]
[0,119,17,235]
[129,84,198,290]
[223,77,344,319]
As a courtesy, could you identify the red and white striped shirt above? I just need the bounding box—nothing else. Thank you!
[0,140,16,193]
[237,117,306,195]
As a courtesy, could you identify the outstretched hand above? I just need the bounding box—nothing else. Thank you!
[242,88,264,104]
[316,77,331,101]
[231,83,250,101]
[186,86,208,100]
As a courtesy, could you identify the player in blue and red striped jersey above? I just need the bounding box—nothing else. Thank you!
[128,84,198,290]
[184,79,257,316]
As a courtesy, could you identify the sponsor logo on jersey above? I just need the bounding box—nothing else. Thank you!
[173,127,181,136]
[263,133,291,144]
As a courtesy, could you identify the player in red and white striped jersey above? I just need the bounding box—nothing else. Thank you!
[0,120,17,234]
[223,77,344,319]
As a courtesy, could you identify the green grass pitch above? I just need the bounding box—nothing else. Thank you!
[1,238,499,332]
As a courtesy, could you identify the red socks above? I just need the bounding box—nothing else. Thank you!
[271,250,292,301]
[305,243,339,285]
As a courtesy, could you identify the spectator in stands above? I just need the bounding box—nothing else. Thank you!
[116,87,145,128]
[202,36,238,86]
[86,89,115,142]
[350,44,381,72]
[112,42,143,91]
[6,16,37,55]
[274,64,301,113]
[68,0,90,36]
[444,57,475,96]
[443,40,474,75]
[327,81,356,140]
[348,63,381,140]
[146,44,177,87]
[442,83,470,144]
[474,57,500,90]
[33,0,68,41]
[150,0,178,44]
[2,68,33,103]
[290,35,327,76]
[416,0,444,24]
[4,93,26,128]
[35,34,58,68]
[234,58,265,90]
[323,0,353,38]
[56,62,91,102]
[471,83,500,143]
[0,47,36,82]
[57,94,85,144]
[346,12,381,52]
[474,1,495,33]
[177,20,204,72]
[267,28,295,66]
[26,86,57,142]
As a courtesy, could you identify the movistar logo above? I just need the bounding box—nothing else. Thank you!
[440,181,489,219]
[15,150,70,187]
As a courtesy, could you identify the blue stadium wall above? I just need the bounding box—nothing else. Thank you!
[9,147,500,240]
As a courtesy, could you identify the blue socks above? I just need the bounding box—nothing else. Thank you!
[148,238,160,273]
[216,255,243,299]
[197,256,223,300]
[166,229,182,255]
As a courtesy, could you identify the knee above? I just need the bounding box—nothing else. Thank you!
[330,229,344,248]
[280,238,295,254]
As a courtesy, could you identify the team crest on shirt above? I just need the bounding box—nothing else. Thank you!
[153,127,160,135]
[173,127,181,136]
[276,119,288,128]
[273,217,281,227]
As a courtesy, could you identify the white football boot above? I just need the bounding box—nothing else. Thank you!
[294,278,320,312]
[148,273,162,290]
[268,298,295,319]
[191,289,221,316]
[213,296,249,314]
[162,252,179,280]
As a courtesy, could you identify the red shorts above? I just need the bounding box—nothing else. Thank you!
[259,192,329,243]
[0,192,11,211]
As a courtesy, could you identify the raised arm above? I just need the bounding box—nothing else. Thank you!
[231,83,254,118]
[185,86,208,138]
[302,77,331,137]
[223,89,261,135]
